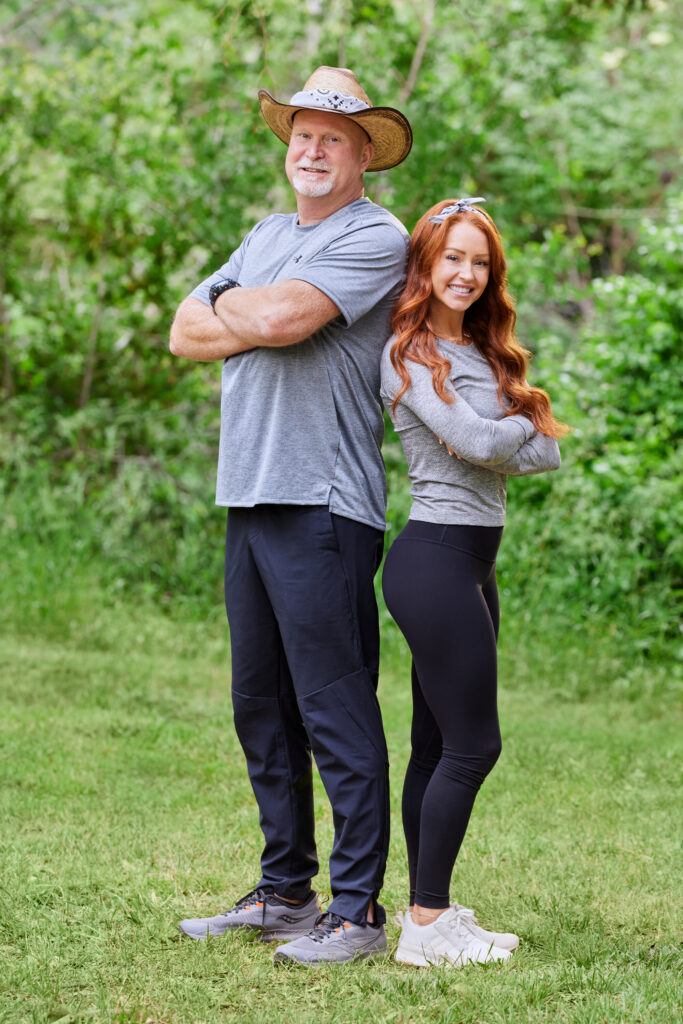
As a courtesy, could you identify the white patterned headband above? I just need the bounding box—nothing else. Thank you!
[289,88,370,114]
[428,197,487,223]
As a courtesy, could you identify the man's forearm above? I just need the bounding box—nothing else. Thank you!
[169,280,340,362]
[169,297,257,362]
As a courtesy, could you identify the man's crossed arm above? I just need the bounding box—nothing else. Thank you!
[169,279,341,362]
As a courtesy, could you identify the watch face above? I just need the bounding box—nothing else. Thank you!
[210,279,240,309]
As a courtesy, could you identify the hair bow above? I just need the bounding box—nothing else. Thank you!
[428,197,487,223]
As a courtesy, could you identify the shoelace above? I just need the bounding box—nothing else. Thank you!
[455,907,479,929]
[308,912,347,943]
[456,905,477,921]
[457,905,515,942]
[445,910,483,948]
[224,887,272,919]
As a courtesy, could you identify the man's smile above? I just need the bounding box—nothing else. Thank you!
[297,165,331,174]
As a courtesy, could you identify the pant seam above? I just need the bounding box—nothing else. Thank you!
[329,512,365,669]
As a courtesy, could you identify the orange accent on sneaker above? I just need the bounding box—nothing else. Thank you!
[343,922,352,929]
[334,928,341,933]
[256,902,263,907]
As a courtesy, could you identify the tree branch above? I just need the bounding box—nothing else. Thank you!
[400,0,436,104]
[370,0,436,207]
[0,0,53,37]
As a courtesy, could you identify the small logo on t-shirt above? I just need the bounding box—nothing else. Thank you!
[292,254,303,263]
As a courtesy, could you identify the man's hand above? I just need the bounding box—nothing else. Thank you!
[169,280,341,362]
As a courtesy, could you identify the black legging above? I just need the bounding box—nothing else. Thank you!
[382,519,504,909]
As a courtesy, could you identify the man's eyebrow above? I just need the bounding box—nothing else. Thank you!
[294,126,346,137]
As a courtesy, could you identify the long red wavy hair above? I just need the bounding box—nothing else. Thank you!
[390,199,569,438]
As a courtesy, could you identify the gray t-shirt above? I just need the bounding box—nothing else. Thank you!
[380,336,561,525]
[191,198,409,530]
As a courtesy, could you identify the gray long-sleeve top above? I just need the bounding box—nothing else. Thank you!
[380,336,561,526]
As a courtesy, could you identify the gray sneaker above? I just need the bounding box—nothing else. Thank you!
[273,912,388,965]
[178,887,320,941]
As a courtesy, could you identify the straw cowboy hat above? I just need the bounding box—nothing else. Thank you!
[258,66,413,172]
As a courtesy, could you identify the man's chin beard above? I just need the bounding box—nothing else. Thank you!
[292,171,334,198]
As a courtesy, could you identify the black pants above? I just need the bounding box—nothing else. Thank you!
[382,519,503,909]
[225,505,388,926]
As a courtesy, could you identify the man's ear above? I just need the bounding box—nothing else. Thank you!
[360,142,375,174]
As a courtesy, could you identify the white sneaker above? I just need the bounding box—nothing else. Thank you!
[394,903,519,952]
[395,907,512,968]
[452,903,519,952]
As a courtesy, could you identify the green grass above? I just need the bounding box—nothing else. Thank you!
[1,568,681,1024]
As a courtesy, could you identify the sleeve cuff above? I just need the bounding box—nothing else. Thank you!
[508,414,535,440]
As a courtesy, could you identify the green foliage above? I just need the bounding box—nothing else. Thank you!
[0,0,681,660]
[498,198,682,657]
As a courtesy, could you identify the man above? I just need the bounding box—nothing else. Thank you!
[171,66,411,965]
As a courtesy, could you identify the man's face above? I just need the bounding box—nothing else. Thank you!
[285,110,373,200]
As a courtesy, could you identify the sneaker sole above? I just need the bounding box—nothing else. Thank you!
[395,942,432,966]
[179,922,317,942]
[394,947,432,967]
[258,924,320,942]
[395,945,474,968]
[485,935,519,951]
[395,946,508,968]
[273,946,388,966]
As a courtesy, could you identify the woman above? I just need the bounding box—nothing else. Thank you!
[381,197,567,968]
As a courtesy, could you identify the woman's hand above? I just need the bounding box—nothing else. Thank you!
[438,437,462,458]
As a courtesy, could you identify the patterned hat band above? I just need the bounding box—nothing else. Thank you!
[429,197,488,222]
[288,88,371,115]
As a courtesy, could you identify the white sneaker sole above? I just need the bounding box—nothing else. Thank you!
[395,943,510,968]
[395,946,479,967]
[395,945,434,967]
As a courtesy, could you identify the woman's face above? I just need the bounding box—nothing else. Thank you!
[428,220,490,322]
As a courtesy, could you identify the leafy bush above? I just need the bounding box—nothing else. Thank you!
[1,1,680,670]
[497,199,682,659]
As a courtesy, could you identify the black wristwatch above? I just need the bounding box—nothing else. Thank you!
[209,278,241,314]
